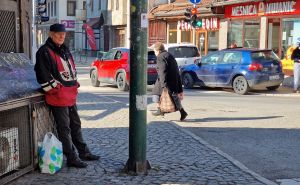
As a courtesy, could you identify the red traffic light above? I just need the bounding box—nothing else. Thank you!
[191,8,198,15]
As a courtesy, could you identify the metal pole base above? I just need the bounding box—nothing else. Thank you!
[123,160,151,175]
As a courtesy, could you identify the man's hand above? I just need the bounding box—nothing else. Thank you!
[178,92,184,100]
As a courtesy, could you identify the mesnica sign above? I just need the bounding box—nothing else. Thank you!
[225,0,300,18]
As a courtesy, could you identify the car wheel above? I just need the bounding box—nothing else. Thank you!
[91,70,100,87]
[117,72,129,91]
[266,85,280,91]
[232,76,249,95]
[182,73,194,89]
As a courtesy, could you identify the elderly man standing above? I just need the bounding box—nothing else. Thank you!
[34,23,99,168]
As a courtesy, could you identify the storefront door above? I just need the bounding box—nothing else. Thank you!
[268,18,280,57]
[196,31,207,57]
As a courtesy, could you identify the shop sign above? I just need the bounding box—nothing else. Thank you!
[61,20,75,28]
[178,18,219,31]
[225,0,300,18]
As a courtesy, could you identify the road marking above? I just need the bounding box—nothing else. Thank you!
[277,179,300,185]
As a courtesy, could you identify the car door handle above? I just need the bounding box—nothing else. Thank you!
[232,66,237,69]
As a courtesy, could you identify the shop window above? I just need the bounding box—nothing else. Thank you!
[228,21,243,48]
[268,19,280,57]
[244,20,260,48]
[181,31,191,43]
[208,31,219,53]
[168,22,177,43]
[282,18,300,59]
[169,31,177,43]
[228,20,259,49]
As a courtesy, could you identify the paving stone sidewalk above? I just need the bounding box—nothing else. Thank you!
[10,94,275,185]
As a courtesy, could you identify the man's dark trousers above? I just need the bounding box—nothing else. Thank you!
[50,105,90,161]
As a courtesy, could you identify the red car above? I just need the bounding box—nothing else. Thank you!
[90,47,157,91]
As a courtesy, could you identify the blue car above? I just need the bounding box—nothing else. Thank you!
[180,48,284,95]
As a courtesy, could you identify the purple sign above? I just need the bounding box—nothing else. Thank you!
[61,20,75,28]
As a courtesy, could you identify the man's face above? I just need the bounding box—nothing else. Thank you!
[50,32,66,46]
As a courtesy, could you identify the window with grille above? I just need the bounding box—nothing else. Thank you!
[0,10,16,53]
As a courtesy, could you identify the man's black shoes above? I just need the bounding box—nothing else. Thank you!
[79,153,100,161]
[67,158,88,168]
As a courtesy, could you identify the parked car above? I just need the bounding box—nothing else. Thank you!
[90,47,157,91]
[158,43,201,68]
[180,48,284,95]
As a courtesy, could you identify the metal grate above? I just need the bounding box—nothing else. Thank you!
[0,10,16,53]
[0,106,32,179]
[0,127,19,176]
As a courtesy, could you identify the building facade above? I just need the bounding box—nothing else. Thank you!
[149,0,300,59]
[148,0,223,56]
[36,0,82,51]
[223,0,300,59]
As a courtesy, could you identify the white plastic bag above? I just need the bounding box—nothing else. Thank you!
[38,132,63,174]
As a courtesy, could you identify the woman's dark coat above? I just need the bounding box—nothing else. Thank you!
[152,50,183,95]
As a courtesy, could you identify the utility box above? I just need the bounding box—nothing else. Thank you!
[0,53,54,184]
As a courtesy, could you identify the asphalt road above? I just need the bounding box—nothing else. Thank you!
[173,87,300,183]
[77,65,300,183]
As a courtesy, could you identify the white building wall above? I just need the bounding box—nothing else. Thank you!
[75,0,86,51]
[219,20,228,50]
[260,17,267,49]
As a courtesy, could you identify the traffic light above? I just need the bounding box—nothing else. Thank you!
[190,7,198,28]
[184,8,192,22]
[36,0,49,23]
[195,17,202,28]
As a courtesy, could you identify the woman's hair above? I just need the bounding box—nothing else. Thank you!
[154,42,165,52]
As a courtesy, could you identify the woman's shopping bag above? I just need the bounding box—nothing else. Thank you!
[38,132,63,174]
[160,88,176,113]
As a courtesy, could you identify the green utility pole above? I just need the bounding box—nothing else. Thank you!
[124,0,150,174]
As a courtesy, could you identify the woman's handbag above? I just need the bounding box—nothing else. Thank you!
[160,88,176,113]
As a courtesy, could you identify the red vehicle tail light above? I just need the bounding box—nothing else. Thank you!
[248,62,263,71]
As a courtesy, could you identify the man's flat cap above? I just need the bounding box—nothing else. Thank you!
[50,23,66,32]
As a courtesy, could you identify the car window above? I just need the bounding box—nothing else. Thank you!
[102,49,117,60]
[114,51,122,60]
[168,46,200,58]
[202,53,221,64]
[251,51,279,62]
[222,52,242,64]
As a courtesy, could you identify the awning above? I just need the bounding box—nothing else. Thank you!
[85,13,104,29]
[86,17,101,29]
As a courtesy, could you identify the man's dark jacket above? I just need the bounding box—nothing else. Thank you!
[35,38,79,106]
[292,47,300,63]
[152,50,183,95]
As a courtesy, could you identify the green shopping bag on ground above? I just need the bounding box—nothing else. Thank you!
[38,132,63,174]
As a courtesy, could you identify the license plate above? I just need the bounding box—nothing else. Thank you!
[148,64,156,68]
[269,75,280,80]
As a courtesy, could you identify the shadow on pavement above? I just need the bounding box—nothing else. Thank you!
[176,116,283,123]
[77,92,153,121]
